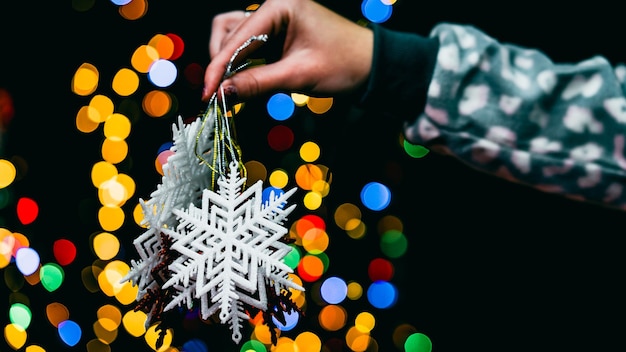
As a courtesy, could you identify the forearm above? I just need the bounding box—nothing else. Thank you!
[361,22,626,210]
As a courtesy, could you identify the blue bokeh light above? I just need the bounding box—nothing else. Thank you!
[58,320,82,347]
[267,92,295,121]
[262,186,286,208]
[320,276,348,304]
[148,59,178,88]
[367,280,398,309]
[15,247,40,276]
[360,181,391,211]
[110,0,132,5]
[182,338,208,352]
[272,308,300,331]
[361,0,393,23]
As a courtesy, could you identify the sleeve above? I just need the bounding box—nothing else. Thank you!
[388,23,626,210]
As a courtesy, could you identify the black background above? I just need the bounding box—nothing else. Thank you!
[2,1,626,351]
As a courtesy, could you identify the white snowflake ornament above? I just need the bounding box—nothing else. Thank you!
[162,160,304,343]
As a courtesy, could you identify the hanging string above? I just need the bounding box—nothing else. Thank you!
[195,34,269,189]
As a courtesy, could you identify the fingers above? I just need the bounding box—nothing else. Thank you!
[203,1,287,102]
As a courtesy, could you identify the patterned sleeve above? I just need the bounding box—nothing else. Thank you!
[402,23,626,210]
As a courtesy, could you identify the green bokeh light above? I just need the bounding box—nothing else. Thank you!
[404,332,432,352]
[403,140,429,158]
[40,263,65,292]
[283,244,302,270]
[380,230,408,258]
[9,303,32,330]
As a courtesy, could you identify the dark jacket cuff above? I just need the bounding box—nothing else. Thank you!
[356,24,439,121]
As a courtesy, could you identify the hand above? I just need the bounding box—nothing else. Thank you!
[202,0,374,102]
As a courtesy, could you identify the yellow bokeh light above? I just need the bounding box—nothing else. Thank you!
[5,323,27,350]
[98,260,130,297]
[103,113,131,141]
[245,3,261,11]
[344,218,362,232]
[288,274,304,300]
[93,320,118,344]
[274,337,295,352]
[269,169,289,189]
[75,105,100,134]
[293,290,306,308]
[303,191,323,210]
[131,45,159,74]
[72,62,99,96]
[311,179,330,197]
[88,94,114,123]
[98,178,127,207]
[306,96,333,114]
[346,326,371,352]
[355,311,376,333]
[351,334,373,352]
[115,173,136,200]
[25,345,46,352]
[295,331,322,352]
[115,279,139,306]
[253,323,275,345]
[145,323,173,351]
[347,281,363,300]
[299,141,320,163]
[122,310,148,337]
[295,164,323,191]
[0,159,16,188]
[112,68,140,97]
[346,219,367,240]
[102,138,129,164]
[333,203,362,230]
[91,161,118,188]
[98,205,125,232]
[93,232,120,261]
[133,202,146,227]
[291,92,309,106]
[97,304,122,331]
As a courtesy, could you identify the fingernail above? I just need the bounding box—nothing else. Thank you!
[201,87,208,101]
[224,85,238,99]
[223,86,239,108]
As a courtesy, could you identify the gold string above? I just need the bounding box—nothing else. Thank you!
[193,34,267,190]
